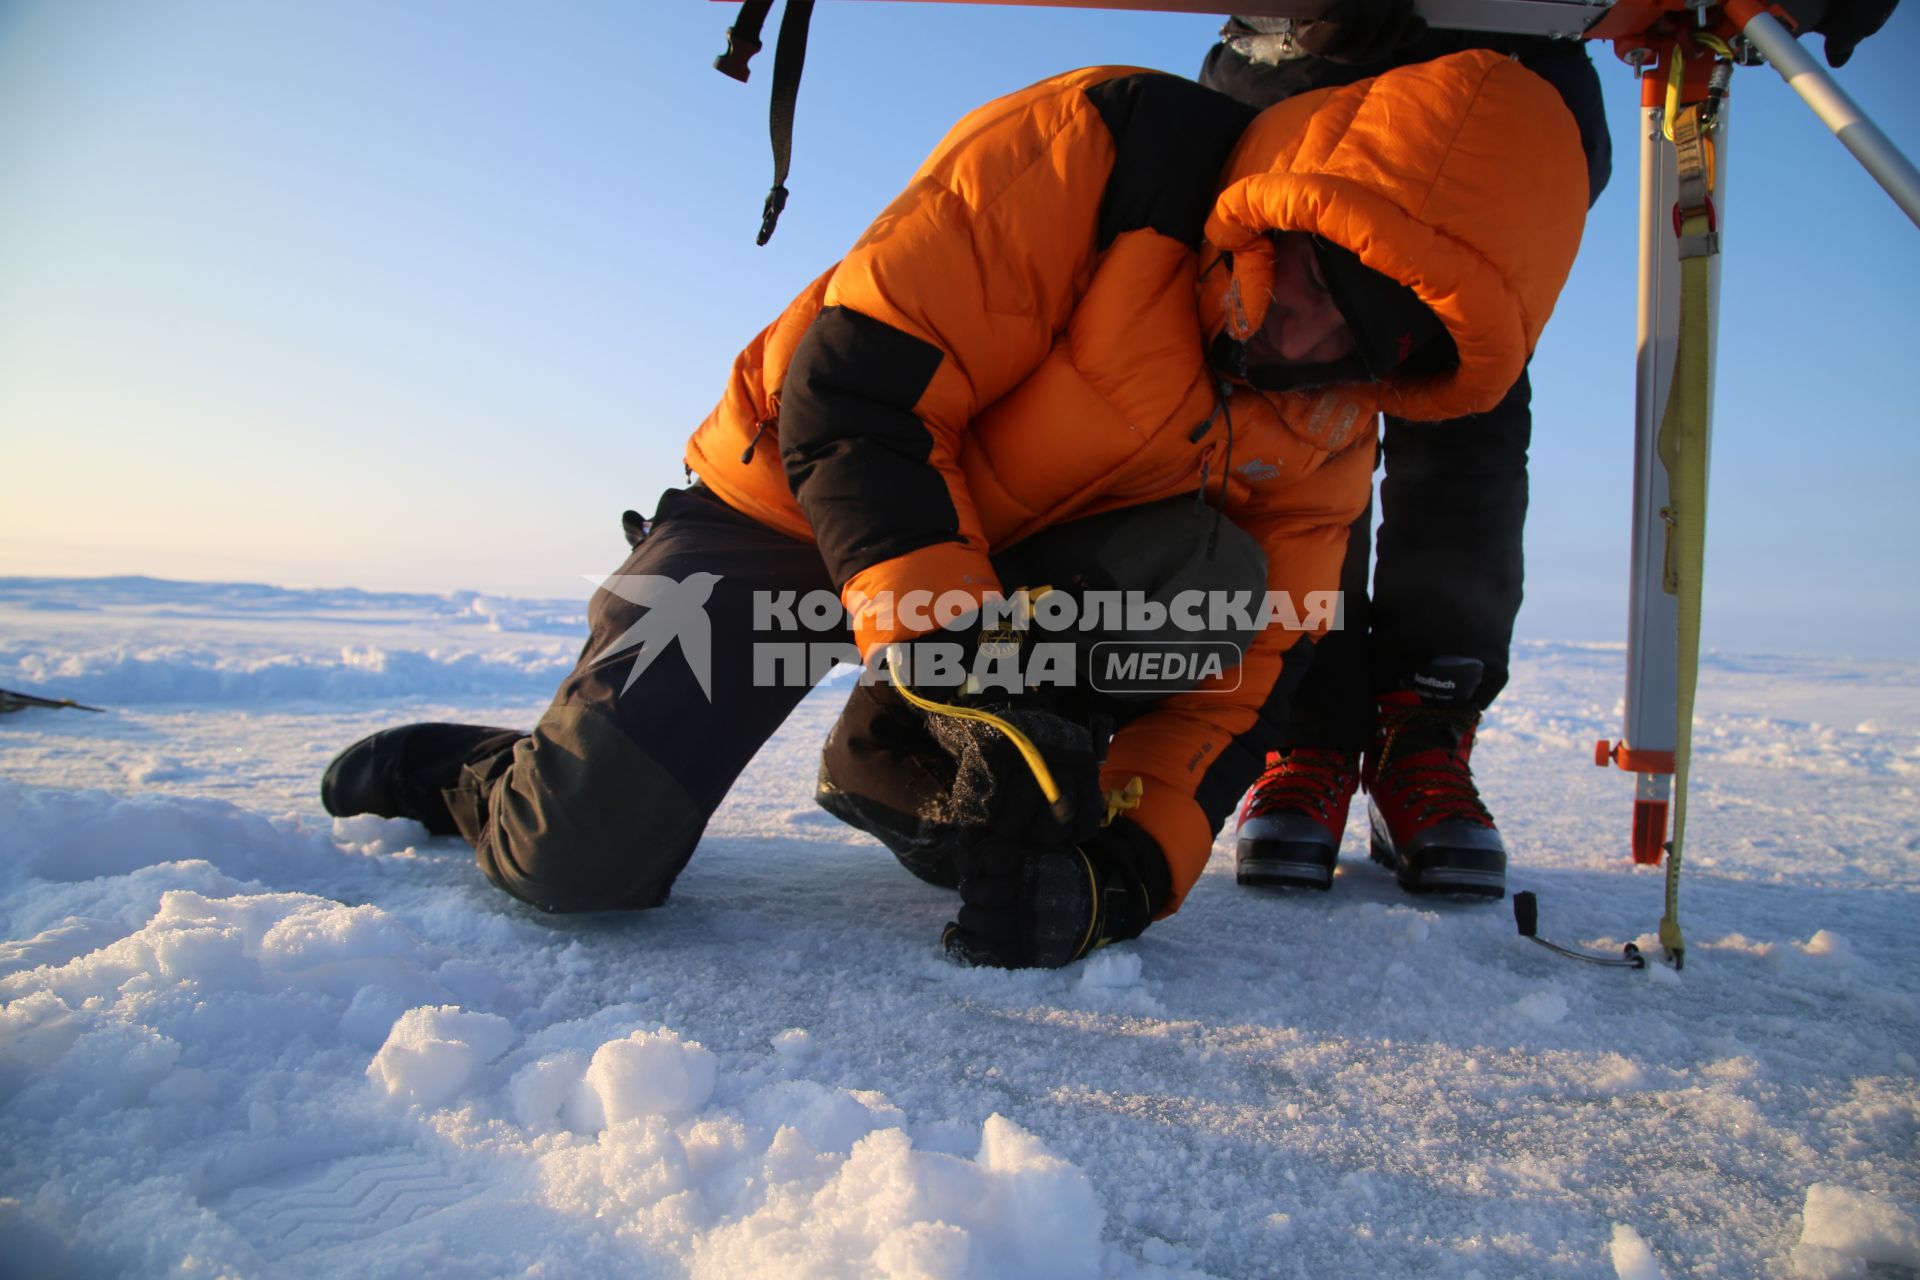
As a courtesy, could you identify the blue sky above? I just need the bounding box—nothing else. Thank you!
[0,1,1915,656]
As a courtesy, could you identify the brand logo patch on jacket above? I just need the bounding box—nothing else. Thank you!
[1235,458,1280,482]
[1301,398,1368,450]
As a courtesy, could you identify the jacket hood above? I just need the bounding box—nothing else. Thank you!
[1198,50,1588,423]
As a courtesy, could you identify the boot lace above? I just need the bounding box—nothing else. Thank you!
[1245,747,1358,822]
[1372,705,1493,827]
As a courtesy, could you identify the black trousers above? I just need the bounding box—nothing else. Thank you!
[1283,367,1532,751]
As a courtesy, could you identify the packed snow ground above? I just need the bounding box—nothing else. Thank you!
[2,576,1916,1279]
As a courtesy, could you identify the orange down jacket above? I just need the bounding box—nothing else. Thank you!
[686,52,1587,910]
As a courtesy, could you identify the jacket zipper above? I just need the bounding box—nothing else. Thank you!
[740,392,781,465]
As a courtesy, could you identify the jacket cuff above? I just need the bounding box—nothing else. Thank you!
[1100,771,1211,917]
[844,542,1001,660]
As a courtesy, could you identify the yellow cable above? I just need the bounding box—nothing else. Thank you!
[887,649,1062,805]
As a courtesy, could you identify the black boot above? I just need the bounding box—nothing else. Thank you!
[321,723,523,836]
[816,682,968,887]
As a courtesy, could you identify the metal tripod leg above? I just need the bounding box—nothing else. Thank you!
[1735,7,1920,227]
[1600,81,1727,862]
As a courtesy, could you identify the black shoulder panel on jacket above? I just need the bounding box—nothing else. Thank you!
[780,305,958,590]
[1084,74,1255,251]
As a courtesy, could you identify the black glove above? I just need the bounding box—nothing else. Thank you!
[1294,0,1427,64]
[1810,0,1898,67]
[887,601,1104,848]
[941,821,1164,970]
[925,701,1105,848]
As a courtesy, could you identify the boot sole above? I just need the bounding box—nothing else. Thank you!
[1369,831,1505,899]
[1235,841,1335,892]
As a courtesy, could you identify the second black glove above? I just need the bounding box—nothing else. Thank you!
[941,821,1163,970]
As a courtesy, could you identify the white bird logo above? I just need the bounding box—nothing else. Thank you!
[584,573,723,701]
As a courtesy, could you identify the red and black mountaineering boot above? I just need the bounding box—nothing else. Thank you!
[1364,657,1506,898]
[1234,747,1360,890]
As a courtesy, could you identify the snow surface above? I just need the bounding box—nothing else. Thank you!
[1,576,1916,1278]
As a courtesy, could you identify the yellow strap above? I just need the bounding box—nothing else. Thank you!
[1653,104,1718,970]
[1661,36,1732,144]
[1103,776,1144,828]
[886,650,1062,805]
[1662,54,1685,142]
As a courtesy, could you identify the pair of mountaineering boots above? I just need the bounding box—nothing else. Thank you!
[1233,659,1506,898]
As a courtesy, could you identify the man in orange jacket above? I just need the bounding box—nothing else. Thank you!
[1207,6,1615,902]
[322,52,1587,968]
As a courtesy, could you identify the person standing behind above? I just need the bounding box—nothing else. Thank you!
[1213,2,1614,898]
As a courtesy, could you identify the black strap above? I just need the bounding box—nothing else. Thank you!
[714,1,817,244]
[757,0,815,245]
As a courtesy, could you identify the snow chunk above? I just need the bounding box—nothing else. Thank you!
[690,1116,1102,1280]
[1609,1223,1667,1279]
[571,1027,718,1129]
[771,1027,816,1059]
[872,1220,971,1279]
[509,1049,592,1131]
[330,813,433,853]
[1799,930,1854,966]
[1797,1184,1920,1269]
[975,1114,1104,1273]
[260,901,415,968]
[744,1081,885,1157]
[538,1113,698,1228]
[366,1004,514,1108]
[1076,949,1141,991]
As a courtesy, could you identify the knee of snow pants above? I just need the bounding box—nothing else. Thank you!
[474,705,705,912]
[471,484,843,914]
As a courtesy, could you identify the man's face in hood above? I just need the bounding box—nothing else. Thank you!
[1243,231,1357,370]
